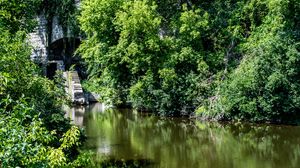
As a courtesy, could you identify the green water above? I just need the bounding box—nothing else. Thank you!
[67,103,300,168]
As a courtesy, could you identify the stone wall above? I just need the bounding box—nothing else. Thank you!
[28,13,48,64]
[51,16,64,44]
[29,1,82,61]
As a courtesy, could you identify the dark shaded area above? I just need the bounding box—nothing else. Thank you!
[99,159,154,168]
[47,37,87,79]
[49,38,81,69]
[46,62,57,79]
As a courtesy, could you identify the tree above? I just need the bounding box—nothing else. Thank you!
[79,0,300,122]
[0,1,90,166]
[0,0,41,33]
[205,0,300,123]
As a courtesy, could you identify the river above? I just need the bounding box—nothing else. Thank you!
[65,103,300,168]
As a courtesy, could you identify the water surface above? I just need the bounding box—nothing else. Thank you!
[66,103,300,168]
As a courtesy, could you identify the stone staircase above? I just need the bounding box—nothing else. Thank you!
[65,71,87,105]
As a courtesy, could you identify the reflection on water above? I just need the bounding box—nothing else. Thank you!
[66,103,300,168]
[65,103,107,126]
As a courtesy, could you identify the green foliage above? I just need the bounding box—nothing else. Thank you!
[0,98,53,167]
[79,0,211,115]
[0,5,87,166]
[0,0,41,33]
[0,96,92,167]
[79,0,300,121]
[43,0,79,34]
[0,29,69,133]
[206,0,300,123]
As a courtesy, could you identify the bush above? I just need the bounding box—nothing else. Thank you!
[205,0,300,123]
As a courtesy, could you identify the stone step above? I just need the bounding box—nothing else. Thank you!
[67,71,87,105]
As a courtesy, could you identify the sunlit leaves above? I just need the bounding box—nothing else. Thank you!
[0,14,85,168]
[206,0,300,122]
[79,0,300,120]
[0,0,41,33]
[179,5,209,43]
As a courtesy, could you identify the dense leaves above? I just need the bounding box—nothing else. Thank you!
[0,0,41,33]
[43,0,79,33]
[79,0,211,116]
[0,1,90,167]
[206,0,300,123]
[79,0,300,122]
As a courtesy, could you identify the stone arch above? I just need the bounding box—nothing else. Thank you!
[49,37,81,71]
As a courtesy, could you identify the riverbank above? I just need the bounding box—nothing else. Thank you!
[79,0,300,125]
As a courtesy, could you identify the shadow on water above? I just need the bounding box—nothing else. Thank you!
[65,103,300,168]
[98,158,155,168]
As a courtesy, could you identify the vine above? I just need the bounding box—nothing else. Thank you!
[43,0,79,36]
